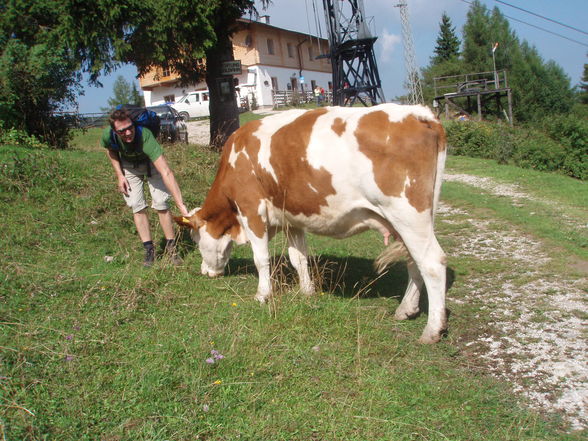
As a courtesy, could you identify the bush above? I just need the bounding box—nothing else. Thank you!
[0,122,46,149]
[443,118,587,180]
[511,134,565,173]
[541,115,587,180]
[444,120,513,163]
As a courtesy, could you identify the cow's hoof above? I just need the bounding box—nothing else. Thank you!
[254,293,269,303]
[418,327,445,344]
[394,307,419,321]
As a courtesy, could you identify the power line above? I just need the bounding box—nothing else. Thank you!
[458,0,588,48]
[494,0,588,37]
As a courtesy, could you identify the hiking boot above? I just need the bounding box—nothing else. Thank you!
[143,246,155,267]
[164,240,182,266]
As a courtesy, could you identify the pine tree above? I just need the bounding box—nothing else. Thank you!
[101,75,138,112]
[580,57,588,104]
[433,13,460,63]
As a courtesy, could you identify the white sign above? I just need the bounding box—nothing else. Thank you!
[221,60,242,76]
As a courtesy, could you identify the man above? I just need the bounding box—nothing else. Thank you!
[102,108,190,267]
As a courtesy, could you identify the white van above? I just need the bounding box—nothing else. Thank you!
[172,90,210,119]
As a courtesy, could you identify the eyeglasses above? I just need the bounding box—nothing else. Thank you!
[114,124,134,135]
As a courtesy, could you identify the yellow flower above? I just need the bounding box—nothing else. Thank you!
[231,302,237,307]
[213,379,222,385]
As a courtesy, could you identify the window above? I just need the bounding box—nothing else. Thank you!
[164,94,175,103]
[162,65,172,77]
[308,46,314,61]
[287,43,294,58]
[311,80,317,90]
[267,38,275,55]
[202,92,209,101]
[271,77,279,90]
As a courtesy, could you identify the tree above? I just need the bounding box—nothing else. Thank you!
[459,1,573,122]
[101,75,143,112]
[0,0,82,148]
[432,13,460,63]
[579,57,588,104]
[59,0,270,149]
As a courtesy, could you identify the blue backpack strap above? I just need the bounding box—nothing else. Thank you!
[109,129,120,150]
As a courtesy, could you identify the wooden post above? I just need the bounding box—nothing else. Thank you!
[477,93,482,121]
[507,89,513,126]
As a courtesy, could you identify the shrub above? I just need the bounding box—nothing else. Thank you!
[443,117,587,180]
[511,134,565,173]
[444,120,513,163]
[540,115,588,180]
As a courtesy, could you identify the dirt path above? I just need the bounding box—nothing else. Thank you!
[440,174,587,431]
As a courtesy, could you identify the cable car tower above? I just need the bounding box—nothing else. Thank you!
[322,0,386,106]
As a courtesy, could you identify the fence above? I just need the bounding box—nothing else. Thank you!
[53,112,109,129]
[272,90,333,108]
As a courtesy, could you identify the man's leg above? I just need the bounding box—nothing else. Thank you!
[157,209,175,241]
[148,165,182,266]
[158,209,182,265]
[121,161,154,266]
[134,209,152,242]
[134,209,155,267]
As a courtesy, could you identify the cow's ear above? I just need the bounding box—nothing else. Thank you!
[174,213,203,230]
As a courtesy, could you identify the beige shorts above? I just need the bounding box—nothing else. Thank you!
[121,159,170,213]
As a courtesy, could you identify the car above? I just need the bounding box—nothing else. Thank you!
[172,90,210,120]
[147,105,189,143]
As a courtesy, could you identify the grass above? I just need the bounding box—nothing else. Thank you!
[444,156,588,259]
[1,131,586,440]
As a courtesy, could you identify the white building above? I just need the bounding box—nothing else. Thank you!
[139,17,332,109]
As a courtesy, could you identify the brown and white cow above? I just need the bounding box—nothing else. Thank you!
[176,104,447,343]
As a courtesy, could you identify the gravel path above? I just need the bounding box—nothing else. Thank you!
[441,174,587,431]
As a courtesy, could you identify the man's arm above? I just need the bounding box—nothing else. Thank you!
[105,149,130,196]
[151,155,189,217]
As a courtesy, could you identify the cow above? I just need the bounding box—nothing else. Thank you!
[175,104,447,343]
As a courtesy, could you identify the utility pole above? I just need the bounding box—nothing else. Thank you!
[395,1,423,105]
[322,0,386,106]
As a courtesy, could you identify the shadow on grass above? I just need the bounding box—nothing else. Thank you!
[222,254,456,303]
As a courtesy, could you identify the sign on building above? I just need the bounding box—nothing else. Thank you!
[221,60,242,76]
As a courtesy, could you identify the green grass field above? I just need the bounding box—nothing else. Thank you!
[1,122,586,440]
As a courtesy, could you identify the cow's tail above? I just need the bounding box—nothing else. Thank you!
[374,241,409,274]
[432,122,448,222]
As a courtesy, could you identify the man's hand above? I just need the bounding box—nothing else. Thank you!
[177,202,190,218]
[117,176,130,196]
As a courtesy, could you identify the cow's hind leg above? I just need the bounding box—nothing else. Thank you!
[394,257,423,320]
[287,228,314,295]
[392,224,447,343]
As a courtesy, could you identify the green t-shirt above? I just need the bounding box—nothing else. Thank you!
[101,126,163,163]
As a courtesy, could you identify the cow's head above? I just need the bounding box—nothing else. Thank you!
[174,210,234,277]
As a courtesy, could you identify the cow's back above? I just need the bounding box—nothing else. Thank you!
[221,104,446,237]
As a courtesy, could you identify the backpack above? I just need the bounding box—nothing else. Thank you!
[109,104,161,151]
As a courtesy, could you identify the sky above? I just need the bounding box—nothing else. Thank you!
[74,0,588,113]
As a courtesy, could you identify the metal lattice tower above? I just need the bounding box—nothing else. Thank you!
[395,2,423,105]
[322,0,385,107]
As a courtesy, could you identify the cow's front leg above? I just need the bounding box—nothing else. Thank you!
[249,232,272,303]
[287,228,314,295]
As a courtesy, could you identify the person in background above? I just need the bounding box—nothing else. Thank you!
[314,85,322,106]
[102,108,190,267]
